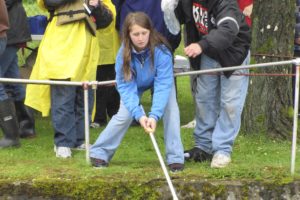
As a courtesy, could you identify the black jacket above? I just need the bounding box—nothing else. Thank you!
[5,0,31,45]
[176,0,251,77]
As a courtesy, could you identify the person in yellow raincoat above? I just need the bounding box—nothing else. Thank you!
[25,0,111,158]
[90,0,120,128]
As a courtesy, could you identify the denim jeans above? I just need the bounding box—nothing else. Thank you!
[90,83,184,165]
[0,37,6,55]
[51,85,85,147]
[193,53,250,156]
[0,46,25,101]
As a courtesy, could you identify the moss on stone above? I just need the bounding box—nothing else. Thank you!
[0,178,300,199]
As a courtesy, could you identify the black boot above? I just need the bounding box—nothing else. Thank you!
[15,100,36,138]
[0,99,20,148]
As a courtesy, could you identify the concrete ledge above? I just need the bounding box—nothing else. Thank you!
[0,179,300,199]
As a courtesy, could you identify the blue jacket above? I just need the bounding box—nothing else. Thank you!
[112,0,181,50]
[115,44,173,121]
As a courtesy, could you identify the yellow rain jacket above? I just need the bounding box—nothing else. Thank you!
[25,0,99,116]
[96,0,120,65]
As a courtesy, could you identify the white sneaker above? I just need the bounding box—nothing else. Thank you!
[90,122,100,128]
[54,146,72,158]
[211,153,231,168]
[181,119,196,128]
[73,143,90,151]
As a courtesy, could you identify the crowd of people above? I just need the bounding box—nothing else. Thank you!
[0,0,255,171]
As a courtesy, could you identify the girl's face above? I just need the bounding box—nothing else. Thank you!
[129,24,150,52]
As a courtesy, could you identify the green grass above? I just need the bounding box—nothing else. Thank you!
[0,76,299,184]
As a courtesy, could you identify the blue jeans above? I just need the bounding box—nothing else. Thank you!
[0,37,6,55]
[193,53,250,156]
[0,46,25,101]
[51,85,85,147]
[90,83,184,165]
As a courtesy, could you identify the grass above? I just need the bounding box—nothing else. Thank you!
[0,76,299,184]
[6,1,300,190]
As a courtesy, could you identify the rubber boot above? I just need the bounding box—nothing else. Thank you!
[15,100,36,138]
[0,99,20,148]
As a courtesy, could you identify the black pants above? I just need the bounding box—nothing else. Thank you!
[94,64,120,125]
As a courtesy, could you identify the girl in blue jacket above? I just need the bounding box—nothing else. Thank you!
[89,12,184,172]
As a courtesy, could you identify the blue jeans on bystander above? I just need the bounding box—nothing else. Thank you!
[51,85,86,148]
[193,52,250,157]
[0,46,25,101]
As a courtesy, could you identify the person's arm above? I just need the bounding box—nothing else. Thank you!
[115,47,144,121]
[148,46,173,121]
[198,1,240,52]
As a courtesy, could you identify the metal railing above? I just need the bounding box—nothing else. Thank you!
[0,58,299,175]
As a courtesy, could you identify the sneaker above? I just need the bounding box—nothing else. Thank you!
[181,119,196,128]
[72,143,90,151]
[184,147,212,162]
[54,146,72,158]
[90,122,100,128]
[210,153,231,168]
[168,163,184,173]
[90,157,108,168]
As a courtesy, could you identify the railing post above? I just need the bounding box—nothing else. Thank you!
[83,82,90,164]
[291,58,300,175]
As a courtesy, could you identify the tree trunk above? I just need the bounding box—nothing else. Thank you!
[242,0,295,139]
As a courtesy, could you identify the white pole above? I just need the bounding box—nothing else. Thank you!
[149,132,178,200]
[174,59,295,77]
[83,84,90,163]
[291,63,300,175]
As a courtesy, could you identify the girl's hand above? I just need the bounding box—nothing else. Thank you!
[145,118,156,133]
[139,116,148,131]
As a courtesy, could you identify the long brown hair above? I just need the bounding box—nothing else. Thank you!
[121,12,172,81]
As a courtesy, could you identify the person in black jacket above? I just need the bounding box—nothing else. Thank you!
[176,0,251,168]
[0,0,35,148]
